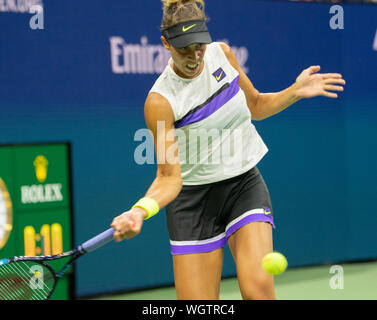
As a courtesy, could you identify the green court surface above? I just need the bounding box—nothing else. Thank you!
[91,261,377,300]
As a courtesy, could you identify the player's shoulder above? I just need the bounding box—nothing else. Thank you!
[217,41,231,52]
[211,42,239,70]
[144,91,175,124]
[146,87,175,113]
[145,91,170,110]
[214,42,233,58]
[206,42,235,65]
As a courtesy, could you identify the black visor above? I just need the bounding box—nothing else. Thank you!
[162,19,212,49]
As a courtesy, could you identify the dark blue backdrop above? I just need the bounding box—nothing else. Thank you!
[1,0,376,297]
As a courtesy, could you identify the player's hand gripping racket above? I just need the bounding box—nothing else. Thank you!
[0,228,114,300]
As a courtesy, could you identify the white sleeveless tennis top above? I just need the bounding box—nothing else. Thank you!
[149,42,268,185]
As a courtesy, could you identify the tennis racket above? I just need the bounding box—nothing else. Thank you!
[0,227,114,300]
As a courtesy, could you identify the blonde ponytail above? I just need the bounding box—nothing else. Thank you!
[161,0,180,9]
[161,0,206,30]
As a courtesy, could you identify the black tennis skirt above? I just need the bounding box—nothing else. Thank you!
[166,166,274,255]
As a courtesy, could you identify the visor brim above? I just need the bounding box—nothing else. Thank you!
[168,32,212,49]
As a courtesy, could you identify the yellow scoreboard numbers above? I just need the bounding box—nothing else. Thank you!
[24,223,63,256]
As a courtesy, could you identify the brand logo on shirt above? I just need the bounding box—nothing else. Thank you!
[212,67,226,82]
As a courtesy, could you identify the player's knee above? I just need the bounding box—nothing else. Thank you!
[240,277,275,300]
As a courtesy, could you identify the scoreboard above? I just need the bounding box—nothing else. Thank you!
[0,143,73,300]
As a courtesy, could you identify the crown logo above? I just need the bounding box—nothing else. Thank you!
[33,155,49,183]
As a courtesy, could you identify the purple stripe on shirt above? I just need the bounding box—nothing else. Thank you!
[170,236,227,255]
[225,214,275,239]
[175,76,240,128]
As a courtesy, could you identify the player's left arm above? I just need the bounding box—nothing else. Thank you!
[219,42,346,121]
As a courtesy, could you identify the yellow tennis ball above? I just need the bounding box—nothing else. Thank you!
[262,252,288,275]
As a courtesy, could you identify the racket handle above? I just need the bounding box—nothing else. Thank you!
[78,228,114,253]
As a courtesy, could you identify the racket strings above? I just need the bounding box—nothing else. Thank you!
[0,263,40,300]
[1,263,48,300]
[0,261,54,300]
[0,264,35,300]
[17,261,54,300]
[14,261,52,300]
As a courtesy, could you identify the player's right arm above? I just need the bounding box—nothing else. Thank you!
[111,92,182,241]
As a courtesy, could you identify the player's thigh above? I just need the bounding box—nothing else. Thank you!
[173,247,224,300]
[227,222,275,299]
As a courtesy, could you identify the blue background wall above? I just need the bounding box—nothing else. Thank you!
[1,0,376,297]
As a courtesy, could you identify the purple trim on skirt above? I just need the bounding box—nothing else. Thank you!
[226,214,275,239]
[170,236,227,255]
[170,214,275,255]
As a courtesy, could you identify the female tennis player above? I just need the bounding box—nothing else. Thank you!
[111,0,345,300]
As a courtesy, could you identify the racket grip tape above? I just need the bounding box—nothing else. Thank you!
[78,228,114,253]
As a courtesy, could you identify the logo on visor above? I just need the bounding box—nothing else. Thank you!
[212,67,226,82]
[182,24,196,32]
